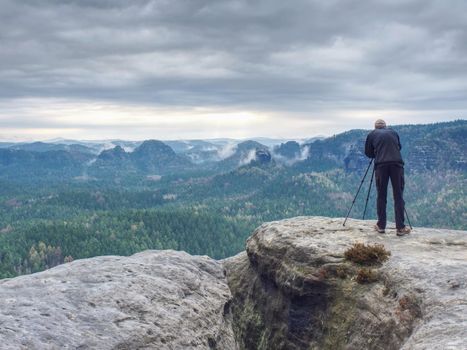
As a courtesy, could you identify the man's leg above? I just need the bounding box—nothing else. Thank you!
[375,165,390,229]
[390,165,406,229]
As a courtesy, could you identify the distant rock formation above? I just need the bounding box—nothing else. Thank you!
[93,140,193,174]
[343,142,368,172]
[1,217,466,349]
[97,145,130,162]
[274,140,301,159]
[130,140,192,172]
[215,140,269,171]
[252,148,272,165]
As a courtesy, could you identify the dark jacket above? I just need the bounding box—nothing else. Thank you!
[365,128,404,166]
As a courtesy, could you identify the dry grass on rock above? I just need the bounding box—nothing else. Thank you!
[344,243,391,265]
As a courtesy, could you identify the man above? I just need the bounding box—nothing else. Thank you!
[365,119,411,236]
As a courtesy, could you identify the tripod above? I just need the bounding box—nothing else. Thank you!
[343,159,373,226]
[343,160,414,229]
[362,166,375,220]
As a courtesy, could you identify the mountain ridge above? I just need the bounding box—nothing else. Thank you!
[0,120,464,177]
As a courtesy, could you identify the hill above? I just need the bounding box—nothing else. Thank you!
[91,140,193,175]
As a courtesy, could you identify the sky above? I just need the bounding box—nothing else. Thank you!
[0,0,466,141]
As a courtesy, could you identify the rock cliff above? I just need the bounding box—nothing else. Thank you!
[225,217,466,350]
[0,250,236,349]
[0,217,466,350]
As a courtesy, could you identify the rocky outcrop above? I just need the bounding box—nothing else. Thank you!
[1,217,466,349]
[0,250,237,350]
[252,149,272,165]
[97,145,130,162]
[274,141,301,159]
[224,217,467,350]
[127,140,193,173]
[343,143,367,172]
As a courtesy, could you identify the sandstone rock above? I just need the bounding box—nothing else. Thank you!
[0,250,237,350]
[224,216,467,350]
[1,217,465,350]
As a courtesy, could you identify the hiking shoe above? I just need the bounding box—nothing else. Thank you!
[396,226,411,236]
[374,224,385,234]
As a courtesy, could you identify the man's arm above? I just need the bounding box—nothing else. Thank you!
[365,134,375,158]
[397,133,402,150]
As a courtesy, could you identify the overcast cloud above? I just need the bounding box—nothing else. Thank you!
[0,0,466,140]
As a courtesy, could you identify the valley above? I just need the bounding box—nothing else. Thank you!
[0,120,465,278]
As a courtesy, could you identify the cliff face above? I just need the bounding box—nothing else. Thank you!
[0,217,466,350]
[224,217,467,350]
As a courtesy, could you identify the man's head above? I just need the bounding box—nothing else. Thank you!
[374,119,386,129]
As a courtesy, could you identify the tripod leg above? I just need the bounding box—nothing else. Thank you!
[363,166,375,219]
[343,159,373,226]
[405,208,413,229]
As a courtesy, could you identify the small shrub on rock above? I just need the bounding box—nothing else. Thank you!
[344,242,391,265]
[356,268,378,284]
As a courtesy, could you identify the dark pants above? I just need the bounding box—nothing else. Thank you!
[375,164,405,229]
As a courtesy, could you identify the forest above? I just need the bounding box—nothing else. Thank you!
[0,120,465,278]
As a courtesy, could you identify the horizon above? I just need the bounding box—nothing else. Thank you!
[0,118,463,143]
[1,1,466,141]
